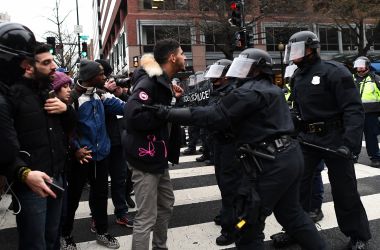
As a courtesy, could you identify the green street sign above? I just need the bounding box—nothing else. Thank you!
[80,35,89,41]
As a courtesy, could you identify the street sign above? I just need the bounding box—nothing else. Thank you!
[74,25,83,33]
[80,35,89,40]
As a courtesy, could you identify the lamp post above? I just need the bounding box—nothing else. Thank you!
[278,42,285,86]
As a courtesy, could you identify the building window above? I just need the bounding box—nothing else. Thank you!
[204,28,225,52]
[265,26,306,51]
[366,26,380,50]
[141,0,189,10]
[142,25,191,53]
[319,27,339,51]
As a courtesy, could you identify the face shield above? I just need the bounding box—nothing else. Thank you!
[204,64,226,79]
[225,55,255,78]
[284,41,306,64]
[353,59,367,69]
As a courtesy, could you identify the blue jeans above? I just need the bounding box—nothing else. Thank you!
[14,175,63,250]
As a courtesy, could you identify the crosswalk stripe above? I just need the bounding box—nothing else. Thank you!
[76,192,380,249]
[1,163,378,230]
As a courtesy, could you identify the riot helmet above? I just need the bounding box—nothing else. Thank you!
[204,59,232,79]
[354,56,371,76]
[226,48,273,78]
[0,22,36,62]
[284,31,320,64]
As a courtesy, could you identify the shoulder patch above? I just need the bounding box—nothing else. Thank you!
[138,91,149,101]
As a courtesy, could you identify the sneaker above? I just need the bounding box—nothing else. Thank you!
[309,208,324,223]
[348,239,368,250]
[96,233,120,249]
[182,148,196,155]
[60,235,78,250]
[126,195,136,208]
[90,218,96,233]
[116,215,134,228]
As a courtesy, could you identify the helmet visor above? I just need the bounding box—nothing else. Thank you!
[226,55,255,78]
[353,59,367,68]
[204,64,226,78]
[284,41,306,64]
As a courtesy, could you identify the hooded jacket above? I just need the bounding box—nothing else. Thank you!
[123,54,181,174]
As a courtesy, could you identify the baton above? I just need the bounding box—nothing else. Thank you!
[238,144,275,161]
[298,139,347,158]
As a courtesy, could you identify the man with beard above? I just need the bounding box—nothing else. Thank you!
[8,42,76,250]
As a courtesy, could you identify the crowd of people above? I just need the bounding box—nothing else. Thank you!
[0,21,377,250]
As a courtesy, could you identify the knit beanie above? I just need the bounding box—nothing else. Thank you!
[95,59,113,77]
[79,59,101,81]
[52,71,72,91]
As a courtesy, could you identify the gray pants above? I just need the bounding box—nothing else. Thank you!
[131,166,175,250]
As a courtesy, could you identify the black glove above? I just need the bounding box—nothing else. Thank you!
[142,104,192,124]
[336,146,352,159]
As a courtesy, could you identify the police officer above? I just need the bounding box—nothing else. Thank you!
[353,56,380,167]
[203,59,242,245]
[287,31,371,249]
[147,48,326,250]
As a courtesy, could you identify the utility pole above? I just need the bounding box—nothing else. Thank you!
[240,0,248,48]
[75,0,81,60]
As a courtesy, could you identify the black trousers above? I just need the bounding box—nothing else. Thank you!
[213,141,241,235]
[62,159,109,235]
[187,126,200,150]
[300,137,371,241]
[236,141,326,250]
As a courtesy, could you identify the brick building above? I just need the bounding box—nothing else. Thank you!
[92,0,380,80]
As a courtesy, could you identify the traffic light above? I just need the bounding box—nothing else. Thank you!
[133,56,139,67]
[81,42,88,57]
[229,1,242,27]
[46,37,56,55]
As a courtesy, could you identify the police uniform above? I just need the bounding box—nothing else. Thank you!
[161,74,326,249]
[208,81,241,243]
[292,58,371,243]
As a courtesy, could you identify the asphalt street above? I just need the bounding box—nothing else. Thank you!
[0,143,379,249]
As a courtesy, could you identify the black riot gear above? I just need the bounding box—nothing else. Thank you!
[0,22,36,61]
[288,31,320,49]
[205,59,232,80]
[226,48,273,78]
[240,48,273,75]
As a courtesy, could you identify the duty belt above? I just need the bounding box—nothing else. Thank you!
[302,120,342,134]
[259,135,292,154]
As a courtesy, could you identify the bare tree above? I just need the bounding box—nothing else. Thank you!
[260,0,380,56]
[45,0,79,73]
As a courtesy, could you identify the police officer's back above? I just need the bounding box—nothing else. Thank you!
[147,48,326,250]
[287,30,371,250]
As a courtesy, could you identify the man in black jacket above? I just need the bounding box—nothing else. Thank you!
[8,42,76,250]
[124,39,185,250]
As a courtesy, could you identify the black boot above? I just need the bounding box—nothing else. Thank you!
[216,233,236,246]
[196,154,208,162]
[309,208,324,223]
[182,147,196,155]
[270,232,296,248]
